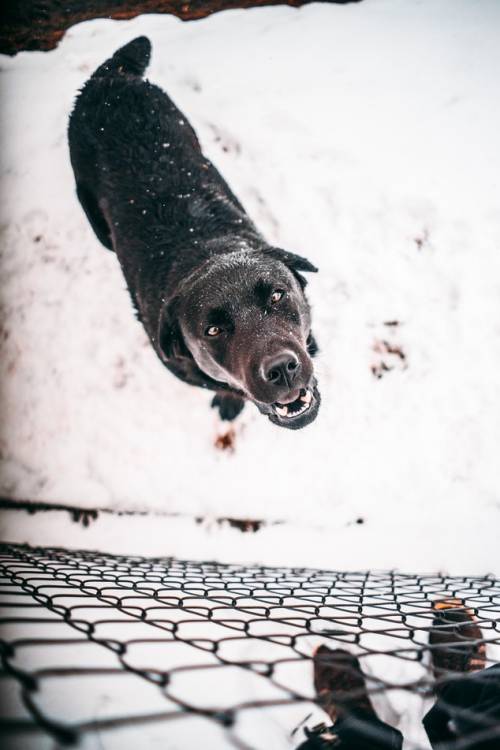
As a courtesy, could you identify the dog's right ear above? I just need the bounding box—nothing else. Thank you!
[263,247,318,289]
[264,247,318,274]
[157,297,190,361]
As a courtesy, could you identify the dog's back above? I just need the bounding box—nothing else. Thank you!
[69,37,201,252]
[68,37,259,339]
[69,37,252,257]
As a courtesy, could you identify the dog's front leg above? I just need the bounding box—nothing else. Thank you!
[211,393,245,421]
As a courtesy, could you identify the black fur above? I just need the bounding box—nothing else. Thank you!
[68,37,321,429]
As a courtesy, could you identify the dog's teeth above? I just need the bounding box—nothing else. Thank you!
[275,392,313,419]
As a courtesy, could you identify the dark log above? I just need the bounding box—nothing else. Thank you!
[0,0,362,56]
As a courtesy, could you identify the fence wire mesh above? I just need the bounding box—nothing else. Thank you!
[0,542,499,750]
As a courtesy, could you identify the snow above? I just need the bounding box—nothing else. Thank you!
[1,0,500,579]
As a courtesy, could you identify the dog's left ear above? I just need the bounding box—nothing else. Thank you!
[157,296,191,362]
[264,247,318,288]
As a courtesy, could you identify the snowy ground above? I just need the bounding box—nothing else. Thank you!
[1,0,500,576]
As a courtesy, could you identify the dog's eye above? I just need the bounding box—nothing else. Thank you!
[270,289,285,304]
[205,325,222,337]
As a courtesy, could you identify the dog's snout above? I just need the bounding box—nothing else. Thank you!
[263,353,300,388]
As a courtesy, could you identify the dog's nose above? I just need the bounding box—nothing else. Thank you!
[264,354,301,388]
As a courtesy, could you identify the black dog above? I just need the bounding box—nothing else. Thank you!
[68,37,320,429]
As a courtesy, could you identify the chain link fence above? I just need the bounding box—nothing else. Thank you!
[1,543,499,749]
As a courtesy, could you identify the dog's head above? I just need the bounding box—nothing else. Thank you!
[158,247,320,429]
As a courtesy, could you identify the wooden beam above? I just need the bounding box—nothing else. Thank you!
[0,0,362,56]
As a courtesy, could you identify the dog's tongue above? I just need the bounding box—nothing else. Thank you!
[278,389,302,405]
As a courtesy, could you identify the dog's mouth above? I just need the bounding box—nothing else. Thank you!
[273,387,313,420]
[263,381,320,430]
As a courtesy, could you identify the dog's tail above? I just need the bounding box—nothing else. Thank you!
[91,36,151,80]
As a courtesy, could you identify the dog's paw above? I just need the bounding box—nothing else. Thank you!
[211,393,245,421]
